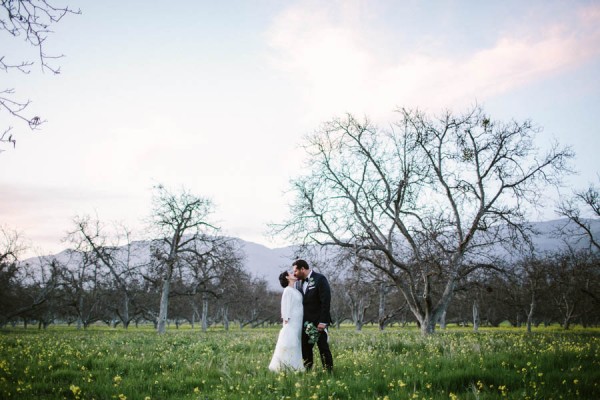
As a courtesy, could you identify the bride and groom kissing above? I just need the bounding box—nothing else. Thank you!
[268,259,334,373]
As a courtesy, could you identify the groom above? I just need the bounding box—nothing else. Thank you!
[292,259,333,372]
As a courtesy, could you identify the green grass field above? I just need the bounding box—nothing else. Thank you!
[1,325,599,399]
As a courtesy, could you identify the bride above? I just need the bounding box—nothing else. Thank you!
[268,271,305,372]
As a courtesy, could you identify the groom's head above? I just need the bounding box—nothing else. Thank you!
[292,259,310,279]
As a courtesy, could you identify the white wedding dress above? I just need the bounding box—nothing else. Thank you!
[268,286,304,372]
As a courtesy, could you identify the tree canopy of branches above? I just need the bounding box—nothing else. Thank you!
[1,0,79,151]
[557,178,600,251]
[66,215,141,328]
[1,227,62,326]
[1,226,26,323]
[281,106,574,335]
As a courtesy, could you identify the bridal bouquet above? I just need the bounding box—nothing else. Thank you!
[304,321,320,344]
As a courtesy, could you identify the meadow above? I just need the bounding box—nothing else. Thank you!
[1,325,599,399]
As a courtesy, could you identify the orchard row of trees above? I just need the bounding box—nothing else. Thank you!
[0,185,279,332]
[319,245,600,333]
[1,221,598,333]
[0,240,277,331]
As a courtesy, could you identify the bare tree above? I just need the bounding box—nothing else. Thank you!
[521,257,549,333]
[173,236,245,331]
[59,249,102,329]
[335,250,374,331]
[66,215,141,328]
[1,0,80,151]
[0,228,60,327]
[217,271,268,330]
[0,226,27,325]
[0,225,26,262]
[548,251,584,329]
[149,184,217,334]
[280,106,573,335]
[13,255,62,328]
[557,178,600,251]
[355,252,406,330]
[234,277,278,329]
[346,270,371,331]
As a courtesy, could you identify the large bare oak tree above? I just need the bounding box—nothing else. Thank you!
[280,106,573,335]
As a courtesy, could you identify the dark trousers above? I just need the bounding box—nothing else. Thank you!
[302,328,333,371]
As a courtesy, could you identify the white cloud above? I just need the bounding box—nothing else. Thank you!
[266,2,600,119]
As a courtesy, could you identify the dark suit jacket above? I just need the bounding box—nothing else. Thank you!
[299,271,332,325]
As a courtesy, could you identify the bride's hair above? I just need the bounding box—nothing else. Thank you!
[278,271,289,288]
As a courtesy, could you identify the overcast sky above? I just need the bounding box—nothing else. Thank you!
[2,0,599,257]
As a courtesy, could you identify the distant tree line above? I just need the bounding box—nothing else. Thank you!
[0,241,279,331]
[1,224,598,332]
[318,245,600,332]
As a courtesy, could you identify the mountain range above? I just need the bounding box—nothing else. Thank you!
[24,219,599,290]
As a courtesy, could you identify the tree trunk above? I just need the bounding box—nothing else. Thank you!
[355,319,363,331]
[123,294,130,329]
[526,292,535,334]
[439,311,447,330]
[191,303,198,329]
[77,295,84,330]
[223,305,229,331]
[378,282,386,331]
[473,300,480,332]
[560,296,576,330]
[201,293,209,332]
[403,272,456,336]
[419,314,436,335]
[157,276,171,334]
[350,297,366,331]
